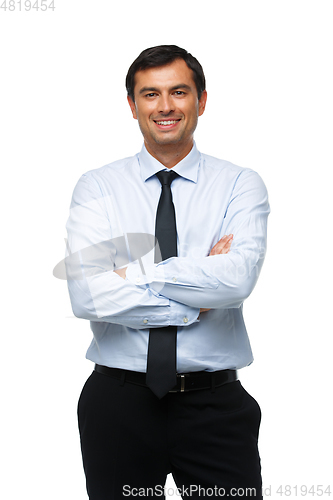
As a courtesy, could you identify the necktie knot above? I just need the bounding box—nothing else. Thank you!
[156,170,179,187]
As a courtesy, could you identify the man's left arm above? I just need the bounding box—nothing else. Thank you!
[126,169,270,310]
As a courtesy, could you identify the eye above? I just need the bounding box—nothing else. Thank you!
[174,91,185,96]
[145,93,157,98]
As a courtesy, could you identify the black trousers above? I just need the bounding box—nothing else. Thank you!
[78,370,262,499]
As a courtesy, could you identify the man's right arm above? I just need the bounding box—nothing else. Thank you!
[66,172,200,330]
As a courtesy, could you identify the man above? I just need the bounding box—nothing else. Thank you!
[66,45,270,499]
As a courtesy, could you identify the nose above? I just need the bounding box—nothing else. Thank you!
[158,93,175,115]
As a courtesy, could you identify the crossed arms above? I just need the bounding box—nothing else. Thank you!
[66,167,269,329]
[114,234,234,314]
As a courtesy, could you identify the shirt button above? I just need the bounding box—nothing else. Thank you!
[183,317,189,324]
[143,319,148,324]
[136,277,141,283]
[172,277,177,282]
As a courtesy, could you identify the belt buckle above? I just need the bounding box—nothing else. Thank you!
[169,373,189,393]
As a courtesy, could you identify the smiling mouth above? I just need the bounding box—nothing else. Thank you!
[154,119,180,125]
[153,119,181,129]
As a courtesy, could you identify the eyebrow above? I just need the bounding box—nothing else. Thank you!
[138,84,193,95]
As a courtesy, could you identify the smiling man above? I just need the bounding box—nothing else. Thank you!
[127,58,206,167]
[66,45,270,499]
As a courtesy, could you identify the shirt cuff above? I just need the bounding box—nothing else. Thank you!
[167,295,200,327]
[125,260,164,287]
[126,261,200,326]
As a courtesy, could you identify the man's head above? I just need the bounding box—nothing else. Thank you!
[126,45,206,103]
[126,45,207,165]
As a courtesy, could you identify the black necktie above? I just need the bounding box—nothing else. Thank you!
[146,170,179,398]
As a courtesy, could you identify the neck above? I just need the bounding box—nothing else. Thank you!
[144,139,193,169]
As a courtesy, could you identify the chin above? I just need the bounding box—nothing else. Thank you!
[151,132,186,146]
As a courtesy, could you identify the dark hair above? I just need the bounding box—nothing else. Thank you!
[126,45,206,102]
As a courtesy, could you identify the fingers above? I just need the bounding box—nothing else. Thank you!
[114,267,127,279]
[199,235,233,314]
[209,234,233,256]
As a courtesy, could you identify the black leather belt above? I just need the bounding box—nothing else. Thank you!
[94,364,237,393]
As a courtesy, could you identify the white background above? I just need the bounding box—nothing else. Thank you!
[1,1,332,498]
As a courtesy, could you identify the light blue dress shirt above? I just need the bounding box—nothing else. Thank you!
[66,143,270,373]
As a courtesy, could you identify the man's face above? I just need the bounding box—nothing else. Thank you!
[127,58,207,155]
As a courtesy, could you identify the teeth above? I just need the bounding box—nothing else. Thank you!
[156,120,178,125]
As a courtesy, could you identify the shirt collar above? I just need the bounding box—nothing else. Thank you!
[138,141,200,183]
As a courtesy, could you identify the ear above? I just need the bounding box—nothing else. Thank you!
[198,90,207,117]
[127,95,138,120]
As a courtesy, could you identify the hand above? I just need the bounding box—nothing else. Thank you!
[199,234,233,314]
[114,267,127,279]
[209,234,233,256]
